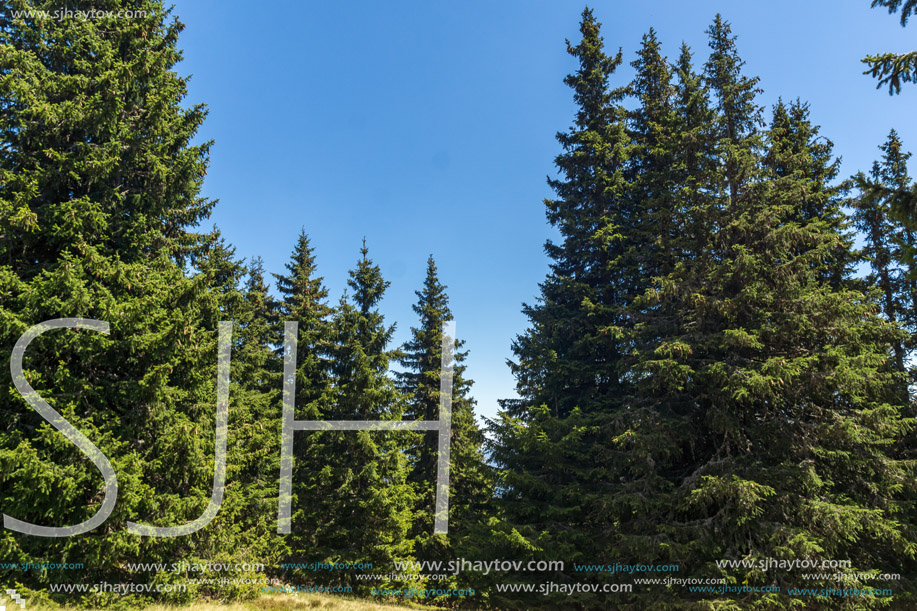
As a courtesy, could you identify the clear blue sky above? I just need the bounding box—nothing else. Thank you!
[172,0,916,423]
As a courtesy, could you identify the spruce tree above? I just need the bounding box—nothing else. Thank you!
[704,15,762,208]
[186,235,287,597]
[301,241,416,591]
[495,13,917,609]
[622,21,916,609]
[271,231,335,580]
[228,254,287,584]
[854,131,917,378]
[239,257,282,397]
[628,29,678,283]
[861,1,917,252]
[0,0,273,601]
[669,42,718,263]
[272,231,334,439]
[396,255,493,595]
[489,8,638,606]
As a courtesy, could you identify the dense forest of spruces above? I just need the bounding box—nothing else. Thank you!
[1,1,916,609]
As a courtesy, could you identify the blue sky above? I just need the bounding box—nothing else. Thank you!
[173,0,916,423]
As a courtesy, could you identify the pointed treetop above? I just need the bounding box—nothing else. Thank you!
[563,6,623,131]
[348,238,390,314]
[878,129,912,187]
[246,255,270,294]
[631,28,674,126]
[704,13,762,132]
[409,254,452,333]
[274,228,329,320]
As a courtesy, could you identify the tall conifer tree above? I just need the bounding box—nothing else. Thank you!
[273,230,334,418]
[302,242,416,590]
[489,8,639,606]
[271,231,336,580]
[188,236,287,597]
[0,1,273,600]
[396,256,492,595]
[628,29,678,282]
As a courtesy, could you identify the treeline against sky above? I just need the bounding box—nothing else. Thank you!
[1,2,916,609]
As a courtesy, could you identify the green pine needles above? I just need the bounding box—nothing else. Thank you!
[2,2,916,610]
[490,8,917,610]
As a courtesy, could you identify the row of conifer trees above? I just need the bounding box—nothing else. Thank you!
[485,8,917,609]
[0,0,493,603]
[2,2,917,609]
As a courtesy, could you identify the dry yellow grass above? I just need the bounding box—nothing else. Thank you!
[27,594,433,611]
